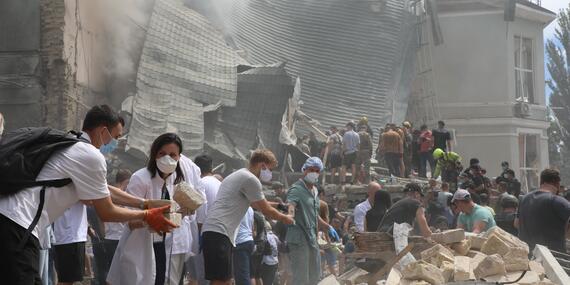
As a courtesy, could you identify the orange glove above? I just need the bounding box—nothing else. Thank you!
[143,205,177,233]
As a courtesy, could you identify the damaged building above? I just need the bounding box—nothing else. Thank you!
[0,0,556,187]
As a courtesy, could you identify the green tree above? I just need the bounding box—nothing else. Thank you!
[547,3,570,181]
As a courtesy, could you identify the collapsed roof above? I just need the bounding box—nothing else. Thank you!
[126,0,245,157]
[227,0,418,136]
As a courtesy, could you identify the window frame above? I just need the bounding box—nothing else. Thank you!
[514,35,535,104]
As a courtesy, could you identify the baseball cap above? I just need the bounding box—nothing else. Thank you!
[452,189,471,203]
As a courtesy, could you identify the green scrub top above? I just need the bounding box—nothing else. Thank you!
[285,180,320,247]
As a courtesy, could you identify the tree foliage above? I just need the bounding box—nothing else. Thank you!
[547,3,570,180]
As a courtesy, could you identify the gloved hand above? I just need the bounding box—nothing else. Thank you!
[328,226,340,242]
[143,205,177,233]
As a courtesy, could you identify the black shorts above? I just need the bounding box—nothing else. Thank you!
[328,153,342,169]
[203,231,234,281]
[54,242,86,283]
[0,214,42,285]
[343,152,357,167]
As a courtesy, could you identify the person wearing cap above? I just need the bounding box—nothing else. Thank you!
[286,157,339,285]
[357,116,373,139]
[432,148,462,190]
[340,122,360,184]
[453,189,496,234]
[377,183,432,238]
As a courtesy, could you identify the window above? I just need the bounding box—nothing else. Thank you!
[514,36,534,103]
[518,133,540,192]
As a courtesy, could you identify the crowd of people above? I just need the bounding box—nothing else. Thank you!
[1,106,570,285]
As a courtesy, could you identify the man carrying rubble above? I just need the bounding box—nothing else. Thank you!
[352,182,381,232]
[516,168,570,253]
[452,189,496,234]
[377,183,432,237]
[201,149,294,285]
[286,157,340,285]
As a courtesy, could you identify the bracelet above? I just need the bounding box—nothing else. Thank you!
[140,199,146,210]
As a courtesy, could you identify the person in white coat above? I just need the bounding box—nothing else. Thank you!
[107,133,205,285]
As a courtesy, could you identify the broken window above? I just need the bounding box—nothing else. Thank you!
[519,133,540,192]
[514,36,534,103]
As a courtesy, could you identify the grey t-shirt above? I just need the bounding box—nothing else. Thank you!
[202,168,265,245]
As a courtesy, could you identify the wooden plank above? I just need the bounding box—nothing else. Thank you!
[533,244,570,285]
[359,243,415,285]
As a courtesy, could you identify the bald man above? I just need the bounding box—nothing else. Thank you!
[353,182,382,232]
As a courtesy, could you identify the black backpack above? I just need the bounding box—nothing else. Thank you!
[0,127,87,248]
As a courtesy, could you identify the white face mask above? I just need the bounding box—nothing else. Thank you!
[156,155,178,175]
[260,168,273,182]
[304,172,319,184]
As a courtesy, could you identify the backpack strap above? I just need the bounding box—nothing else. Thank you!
[18,186,46,250]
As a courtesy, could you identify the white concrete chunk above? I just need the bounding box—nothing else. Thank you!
[431,229,465,244]
[451,239,471,256]
[453,256,471,281]
[402,260,445,285]
[420,244,454,267]
[473,254,506,279]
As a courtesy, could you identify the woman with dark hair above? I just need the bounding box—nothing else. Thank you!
[108,133,205,285]
[364,190,392,232]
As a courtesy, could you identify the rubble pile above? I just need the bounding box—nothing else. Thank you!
[389,227,558,285]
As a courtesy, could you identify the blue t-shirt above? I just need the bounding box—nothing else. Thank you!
[458,204,496,232]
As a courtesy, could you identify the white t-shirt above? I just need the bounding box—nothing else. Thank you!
[353,199,372,232]
[262,231,280,266]
[0,133,110,240]
[105,222,126,241]
[202,168,265,246]
[53,202,88,245]
[235,207,254,244]
[195,175,222,224]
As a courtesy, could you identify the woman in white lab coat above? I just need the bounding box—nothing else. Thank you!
[107,133,203,285]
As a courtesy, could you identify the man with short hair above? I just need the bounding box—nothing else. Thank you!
[378,183,432,237]
[353,183,381,232]
[495,194,518,236]
[0,105,176,285]
[453,189,496,234]
[516,169,570,253]
[432,120,452,152]
[379,125,403,177]
[340,122,360,184]
[202,149,294,285]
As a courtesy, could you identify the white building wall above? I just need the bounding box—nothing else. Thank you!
[428,3,553,186]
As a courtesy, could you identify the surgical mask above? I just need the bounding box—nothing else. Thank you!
[304,172,319,184]
[260,168,272,182]
[157,155,178,174]
[99,128,118,155]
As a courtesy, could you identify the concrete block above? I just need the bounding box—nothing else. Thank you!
[538,278,556,285]
[502,248,529,272]
[467,235,487,250]
[431,229,465,244]
[529,260,546,279]
[440,260,454,282]
[402,260,445,285]
[451,239,471,256]
[164,212,182,227]
[473,254,506,279]
[481,235,510,256]
[533,244,570,285]
[507,271,540,285]
[420,244,454,267]
[453,256,471,281]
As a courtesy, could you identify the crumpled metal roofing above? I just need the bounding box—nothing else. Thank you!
[127,0,245,155]
[229,0,417,138]
[127,0,244,153]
